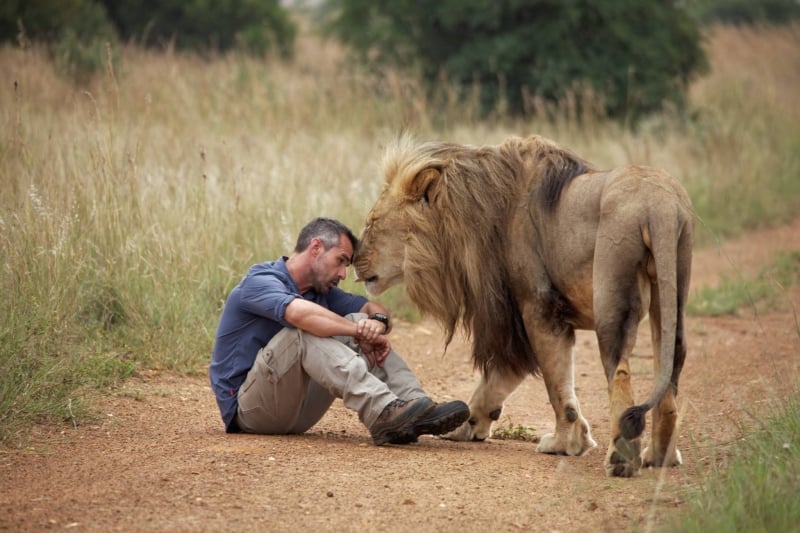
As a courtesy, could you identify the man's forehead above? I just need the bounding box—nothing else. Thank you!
[335,234,354,261]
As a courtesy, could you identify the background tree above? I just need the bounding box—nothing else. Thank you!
[1,0,297,82]
[100,0,297,57]
[323,0,708,121]
[686,0,800,25]
[0,0,114,45]
[1,0,118,82]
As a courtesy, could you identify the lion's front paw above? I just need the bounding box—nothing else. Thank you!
[441,420,474,441]
[441,416,491,441]
[642,446,683,468]
[536,432,561,454]
[536,417,597,456]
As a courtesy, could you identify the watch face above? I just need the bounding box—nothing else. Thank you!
[370,313,389,327]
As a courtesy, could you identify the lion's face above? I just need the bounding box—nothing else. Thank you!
[354,153,444,296]
[353,191,410,295]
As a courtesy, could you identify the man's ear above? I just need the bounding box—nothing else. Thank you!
[407,167,442,205]
[309,237,323,256]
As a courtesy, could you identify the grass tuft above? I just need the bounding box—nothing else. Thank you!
[688,251,800,316]
[490,417,539,442]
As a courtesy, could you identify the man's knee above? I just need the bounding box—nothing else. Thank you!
[268,327,304,353]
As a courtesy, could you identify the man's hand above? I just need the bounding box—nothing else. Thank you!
[356,335,391,368]
[355,317,387,342]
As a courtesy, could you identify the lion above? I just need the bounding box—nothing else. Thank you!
[353,134,693,477]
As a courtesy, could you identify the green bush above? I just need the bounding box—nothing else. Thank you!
[101,0,297,57]
[1,0,118,82]
[1,0,297,73]
[323,0,707,121]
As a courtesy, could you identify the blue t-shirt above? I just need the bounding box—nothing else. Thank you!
[209,257,368,432]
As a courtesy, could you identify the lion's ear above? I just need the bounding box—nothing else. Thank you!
[407,167,442,205]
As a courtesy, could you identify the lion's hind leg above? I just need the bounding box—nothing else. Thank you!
[642,392,682,468]
[442,365,525,441]
[602,358,643,477]
[594,245,649,477]
[642,282,685,468]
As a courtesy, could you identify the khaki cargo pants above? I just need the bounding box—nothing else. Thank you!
[236,314,425,434]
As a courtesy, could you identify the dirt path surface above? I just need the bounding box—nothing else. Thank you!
[2,219,799,532]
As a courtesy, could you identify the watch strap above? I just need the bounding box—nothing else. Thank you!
[369,313,390,332]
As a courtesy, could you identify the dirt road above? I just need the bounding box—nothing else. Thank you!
[2,219,799,532]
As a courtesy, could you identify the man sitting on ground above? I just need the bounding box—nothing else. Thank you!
[210,217,469,445]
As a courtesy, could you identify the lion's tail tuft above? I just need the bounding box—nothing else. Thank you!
[619,404,649,440]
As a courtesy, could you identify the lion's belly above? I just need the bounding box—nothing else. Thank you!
[559,278,595,330]
[506,240,596,331]
[508,262,596,332]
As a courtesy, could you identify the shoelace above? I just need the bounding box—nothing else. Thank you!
[379,399,407,419]
[386,399,407,409]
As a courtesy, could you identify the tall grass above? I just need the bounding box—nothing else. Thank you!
[1,23,799,443]
[663,389,800,532]
[680,24,800,239]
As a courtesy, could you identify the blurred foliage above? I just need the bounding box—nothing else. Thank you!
[1,0,117,82]
[100,0,296,58]
[0,0,114,44]
[322,0,708,122]
[684,0,800,25]
[0,0,296,82]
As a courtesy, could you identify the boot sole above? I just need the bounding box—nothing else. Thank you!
[415,403,470,437]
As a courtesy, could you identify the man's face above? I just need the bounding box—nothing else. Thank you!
[309,234,353,294]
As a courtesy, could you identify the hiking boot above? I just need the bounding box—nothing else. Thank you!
[389,400,471,444]
[415,400,470,436]
[370,396,435,445]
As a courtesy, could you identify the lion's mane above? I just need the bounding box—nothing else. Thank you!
[385,136,592,376]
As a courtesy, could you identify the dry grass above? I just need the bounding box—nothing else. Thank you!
[0,23,798,442]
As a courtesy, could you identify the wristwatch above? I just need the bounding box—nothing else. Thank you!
[369,313,390,333]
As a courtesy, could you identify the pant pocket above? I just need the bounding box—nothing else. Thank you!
[259,329,302,384]
[237,330,306,434]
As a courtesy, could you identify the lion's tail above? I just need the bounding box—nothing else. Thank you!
[619,204,692,441]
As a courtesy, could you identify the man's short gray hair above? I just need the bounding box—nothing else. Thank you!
[294,217,358,253]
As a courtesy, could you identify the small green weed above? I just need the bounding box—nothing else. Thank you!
[491,417,539,442]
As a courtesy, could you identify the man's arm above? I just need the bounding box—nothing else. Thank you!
[285,298,392,367]
[284,298,360,338]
